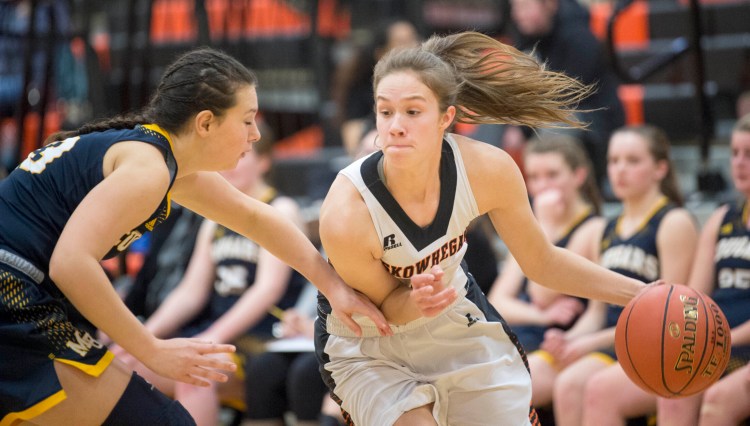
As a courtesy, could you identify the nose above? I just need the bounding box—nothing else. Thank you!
[388,114,406,136]
[536,177,552,192]
[248,125,261,143]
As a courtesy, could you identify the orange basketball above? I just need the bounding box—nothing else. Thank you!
[615,284,731,398]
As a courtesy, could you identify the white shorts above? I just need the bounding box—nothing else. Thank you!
[318,285,533,426]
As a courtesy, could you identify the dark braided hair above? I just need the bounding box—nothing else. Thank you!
[45,47,257,145]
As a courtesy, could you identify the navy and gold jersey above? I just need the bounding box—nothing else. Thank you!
[712,199,750,329]
[183,189,305,339]
[0,124,177,274]
[0,124,177,422]
[600,197,673,327]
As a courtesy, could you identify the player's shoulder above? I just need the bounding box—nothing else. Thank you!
[319,174,372,240]
[451,133,517,174]
[661,206,697,229]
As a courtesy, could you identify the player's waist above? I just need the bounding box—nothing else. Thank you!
[324,278,470,338]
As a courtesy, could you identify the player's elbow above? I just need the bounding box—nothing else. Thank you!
[48,249,74,286]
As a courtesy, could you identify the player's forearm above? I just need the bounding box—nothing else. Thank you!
[380,286,422,325]
[145,289,203,338]
[730,321,750,347]
[204,288,280,343]
[493,297,548,326]
[49,256,158,359]
[243,203,345,298]
[527,246,645,306]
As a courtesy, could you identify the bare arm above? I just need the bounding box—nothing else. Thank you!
[687,206,726,295]
[50,142,234,386]
[171,171,391,336]
[144,220,216,338]
[319,175,455,325]
[656,208,699,285]
[487,255,550,325]
[459,136,645,305]
[199,196,300,343]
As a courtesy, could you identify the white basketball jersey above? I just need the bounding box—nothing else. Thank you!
[339,134,480,294]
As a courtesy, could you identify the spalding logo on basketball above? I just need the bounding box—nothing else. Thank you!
[614,284,731,398]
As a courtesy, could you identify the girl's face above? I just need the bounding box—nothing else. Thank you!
[209,84,261,171]
[375,71,454,165]
[511,0,555,37]
[730,130,750,194]
[607,131,666,201]
[524,151,582,200]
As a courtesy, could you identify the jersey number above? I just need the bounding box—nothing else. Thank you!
[19,136,80,174]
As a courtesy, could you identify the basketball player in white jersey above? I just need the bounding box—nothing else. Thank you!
[314,31,649,426]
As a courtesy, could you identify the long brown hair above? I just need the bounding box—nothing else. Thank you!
[734,113,750,133]
[525,134,602,214]
[611,124,684,207]
[373,31,593,129]
[45,47,257,144]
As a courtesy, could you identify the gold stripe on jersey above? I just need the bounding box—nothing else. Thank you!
[0,390,66,426]
[614,195,668,237]
[55,350,115,377]
[142,123,174,150]
[137,124,174,232]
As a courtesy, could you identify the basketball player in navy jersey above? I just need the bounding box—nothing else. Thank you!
[549,125,698,426]
[113,134,307,425]
[0,47,388,425]
[655,114,750,426]
[314,31,648,426]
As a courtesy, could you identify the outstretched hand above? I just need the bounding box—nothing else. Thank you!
[329,284,393,337]
[140,338,237,387]
[409,266,457,317]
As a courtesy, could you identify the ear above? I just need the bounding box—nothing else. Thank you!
[440,106,457,131]
[574,166,588,188]
[194,110,214,137]
[654,159,669,181]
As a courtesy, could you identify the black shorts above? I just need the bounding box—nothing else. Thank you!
[0,260,112,423]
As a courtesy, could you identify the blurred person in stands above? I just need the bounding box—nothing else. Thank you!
[650,114,750,426]
[488,134,600,355]
[509,0,625,186]
[549,125,697,426]
[242,283,330,426]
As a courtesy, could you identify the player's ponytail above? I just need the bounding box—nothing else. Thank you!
[44,110,154,145]
[373,31,594,129]
[45,47,257,146]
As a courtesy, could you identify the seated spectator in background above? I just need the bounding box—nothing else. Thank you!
[488,134,601,354]
[116,135,306,425]
[487,134,601,425]
[508,0,625,186]
[329,18,419,156]
[653,114,750,426]
[550,125,698,426]
[124,203,203,320]
[737,90,750,120]
[243,283,331,426]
